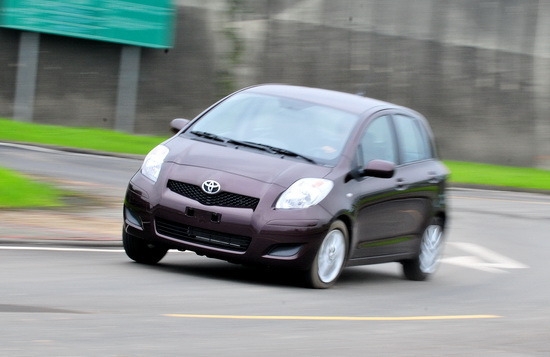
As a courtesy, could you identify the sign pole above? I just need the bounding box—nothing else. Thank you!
[13,31,39,122]
[115,45,141,133]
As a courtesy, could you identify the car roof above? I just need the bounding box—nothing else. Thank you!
[243,84,403,116]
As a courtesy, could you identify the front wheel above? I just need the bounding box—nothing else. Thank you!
[123,230,168,265]
[306,220,349,289]
[402,217,444,281]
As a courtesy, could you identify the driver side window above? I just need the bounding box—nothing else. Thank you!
[359,115,397,166]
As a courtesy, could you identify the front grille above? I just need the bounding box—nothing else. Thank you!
[167,180,259,210]
[155,217,251,252]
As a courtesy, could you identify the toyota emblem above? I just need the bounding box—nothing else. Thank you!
[202,180,221,195]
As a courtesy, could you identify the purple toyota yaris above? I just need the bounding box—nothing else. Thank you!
[123,84,449,288]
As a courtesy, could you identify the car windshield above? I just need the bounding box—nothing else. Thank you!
[186,92,359,166]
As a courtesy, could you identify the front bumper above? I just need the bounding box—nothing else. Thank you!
[123,175,333,270]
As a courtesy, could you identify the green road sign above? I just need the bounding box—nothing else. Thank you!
[0,0,175,48]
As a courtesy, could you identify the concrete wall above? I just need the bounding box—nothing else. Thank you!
[1,0,549,168]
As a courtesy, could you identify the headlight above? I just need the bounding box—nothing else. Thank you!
[276,178,333,209]
[141,144,169,182]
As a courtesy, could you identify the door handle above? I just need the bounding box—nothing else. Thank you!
[395,178,408,191]
[428,171,442,184]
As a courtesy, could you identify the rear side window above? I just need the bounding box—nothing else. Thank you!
[393,115,433,164]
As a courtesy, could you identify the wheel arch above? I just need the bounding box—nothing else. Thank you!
[334,213,353,255]
[434,210,447,230]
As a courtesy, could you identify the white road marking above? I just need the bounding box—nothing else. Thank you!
[0,246,124,253]
[165,313,501,321]
[1,242,529,276]
[442,242,529,273]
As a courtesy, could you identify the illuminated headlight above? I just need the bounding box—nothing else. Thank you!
[276,178,333,209]
[141,144,169,182]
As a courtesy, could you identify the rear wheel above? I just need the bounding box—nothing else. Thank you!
[123,230,168,265]
[402,217,444,281]
[306,220,349,289]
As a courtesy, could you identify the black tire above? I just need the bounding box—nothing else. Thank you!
[306,220,349,289]
[123,230,168,265]
[402,217,444,281]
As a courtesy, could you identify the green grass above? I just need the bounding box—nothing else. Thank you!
[0,118,166,155]
[1,118,549,208]
[445,161,550,191]
[0,118,167,208]
[0,167,64,208]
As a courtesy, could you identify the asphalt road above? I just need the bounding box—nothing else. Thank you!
[1,143,550,356]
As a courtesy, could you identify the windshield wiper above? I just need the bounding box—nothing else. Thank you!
[190,132,277,154]
[190,131,227,143]
[242,141,317,164]
[191,133,316,164]
[225,139,278,153]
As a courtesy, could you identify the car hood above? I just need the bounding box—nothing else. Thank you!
[164,137,332,188]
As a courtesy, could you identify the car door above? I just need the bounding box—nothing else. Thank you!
[385,113,444,253]
[349,112,439,261]
[349,114,409,260]
[392,111,447,204]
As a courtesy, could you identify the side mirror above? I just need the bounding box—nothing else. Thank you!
[361,159,395,179]
[170,118,191,134]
